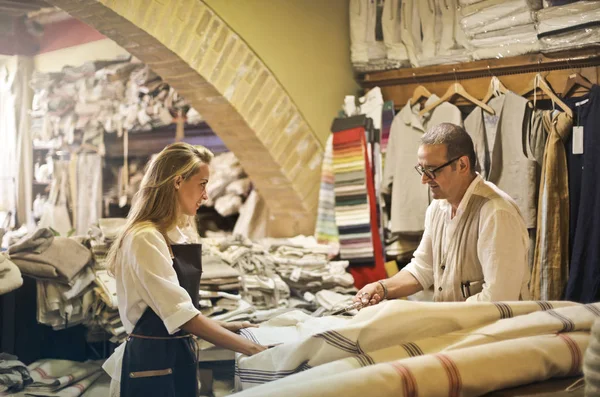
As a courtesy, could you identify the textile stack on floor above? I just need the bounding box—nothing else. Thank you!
[7,228,94,330]
[460,0,543,60]
[0,354,32,395]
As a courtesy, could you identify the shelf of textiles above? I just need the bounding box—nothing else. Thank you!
[360,48,600,109]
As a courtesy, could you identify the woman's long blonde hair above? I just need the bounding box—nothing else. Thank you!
[106,142,213,275]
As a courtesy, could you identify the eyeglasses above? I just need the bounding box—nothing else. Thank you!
[414,156,463,180]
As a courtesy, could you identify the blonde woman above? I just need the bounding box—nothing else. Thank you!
[102,142,266,397]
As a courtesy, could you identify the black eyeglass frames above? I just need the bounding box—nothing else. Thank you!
[414,156,463,180]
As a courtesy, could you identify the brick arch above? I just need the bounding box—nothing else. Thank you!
[46,0,323,236]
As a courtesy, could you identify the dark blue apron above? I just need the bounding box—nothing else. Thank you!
[120,243,202,397]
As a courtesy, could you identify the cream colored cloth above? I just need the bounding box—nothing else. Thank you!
[234,300,595,395]
[8,229,91,284]
[0,253,22,295]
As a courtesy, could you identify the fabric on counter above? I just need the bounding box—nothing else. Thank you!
[530,111,572,300]
[234,300,589,394]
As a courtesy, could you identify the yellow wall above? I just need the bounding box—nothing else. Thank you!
[204,0,359,146]
[34,38,130,73]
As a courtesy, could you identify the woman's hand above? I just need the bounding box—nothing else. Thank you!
[220,320,259,333]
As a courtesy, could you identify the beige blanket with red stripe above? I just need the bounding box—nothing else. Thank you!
[233,300,597,396]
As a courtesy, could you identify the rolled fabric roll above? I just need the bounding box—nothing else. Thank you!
[585,319,600,396]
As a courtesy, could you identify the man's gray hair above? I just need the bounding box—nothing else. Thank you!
[421,123,477,173]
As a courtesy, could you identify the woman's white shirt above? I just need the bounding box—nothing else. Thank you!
[102,225,200,381]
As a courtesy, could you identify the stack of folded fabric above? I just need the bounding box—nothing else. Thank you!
[267,239,355,295]
[199,253,242,292]
[8,228,95,330]
[24,359,103,397]
[217,235,290,310]
[204,152,250,217]
[0,353,32,394]
[536,1,600,51]
[459,0,543,60]
[314,135,340,257]
[87,269,126,344]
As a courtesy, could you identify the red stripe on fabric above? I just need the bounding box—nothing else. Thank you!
[34,367,50,379]
[390,362,418,397]
[436,354,462,397]
[559,334,582,375]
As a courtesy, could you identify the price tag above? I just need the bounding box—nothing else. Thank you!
[573,126,584,155]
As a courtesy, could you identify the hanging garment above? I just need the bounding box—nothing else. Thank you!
[382,95,462,234]
[464,91,541,228]
[38,161,73,236]
[529,111,572,300]
[74,153,103,235]
[14,57,34,228]
[565,85,600,303]
[0,64,17,226]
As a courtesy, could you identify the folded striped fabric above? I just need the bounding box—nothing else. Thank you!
[234,300,596,396]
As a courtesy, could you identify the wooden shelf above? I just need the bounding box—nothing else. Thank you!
[360,48,600,108]
[103,122,228,159]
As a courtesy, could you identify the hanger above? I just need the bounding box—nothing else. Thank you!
[562,72,592,98]
[482,76,508,103]
[419,82,495,117]
[410,85,432,106]
[523,73,573,117]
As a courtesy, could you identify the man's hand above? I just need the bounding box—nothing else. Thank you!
[352,282,385,308]
[221,321,259,333]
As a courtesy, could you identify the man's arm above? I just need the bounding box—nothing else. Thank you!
[466,209,528,302]
[354,207,435,306]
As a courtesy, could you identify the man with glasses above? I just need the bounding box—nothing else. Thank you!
[354,123,530,305]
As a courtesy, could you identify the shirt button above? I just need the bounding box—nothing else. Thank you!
[441,265,446,271]
[438,287,442,291]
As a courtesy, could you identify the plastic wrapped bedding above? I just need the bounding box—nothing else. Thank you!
[540,26,600,51]
[472,41,541,60]
[462,7,535,36]
[536,2,600,36]
[469,24,538,48]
